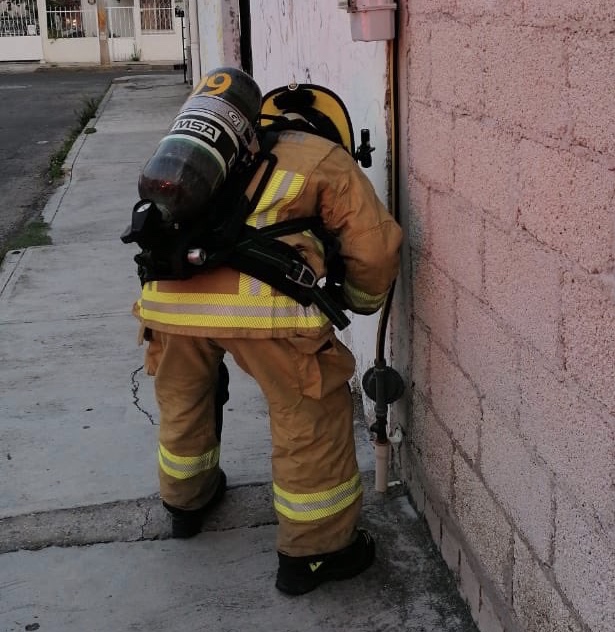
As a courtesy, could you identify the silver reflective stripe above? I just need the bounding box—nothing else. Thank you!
[264,171,298,215]
[159,444,220,480]
[140,299,322,318]
[273,473,363,521]
[248,275,262,296]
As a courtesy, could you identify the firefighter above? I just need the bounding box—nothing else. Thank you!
[131,67,402,595]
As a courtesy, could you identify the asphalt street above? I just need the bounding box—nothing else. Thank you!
[0,66,179,245]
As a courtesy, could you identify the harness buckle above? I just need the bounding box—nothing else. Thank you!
[286,261,317,288]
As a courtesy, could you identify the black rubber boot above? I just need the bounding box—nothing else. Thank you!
[163,470,227,539]
[275,528,375,596]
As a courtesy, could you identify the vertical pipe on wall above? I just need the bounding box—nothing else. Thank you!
[238,0,252,75]
[366,6,404,494]
[220,0,241,67]
[133,0,142,68]
[187,0,200,85]
[196,0,241,73]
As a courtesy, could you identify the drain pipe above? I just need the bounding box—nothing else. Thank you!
[187,0,200,84]
[360,7,404,493]
[362,282,404,492]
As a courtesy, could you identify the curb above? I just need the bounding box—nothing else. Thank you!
[0,249,27,298]
[0,472,405,554]
[41,78,117,228]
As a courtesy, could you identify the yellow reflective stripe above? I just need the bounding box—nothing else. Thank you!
[273,472,363,521]
[247,170,305,228]
[238,271,272,297]
[241,170,305,298]
[344,281,388,311]
[141,306,328,329]
[251,170,288,221]
[158,443,220,480]
[143,283,300,305]
[139,300,327,328]
[140,283,330,329]
[263,172,304,224]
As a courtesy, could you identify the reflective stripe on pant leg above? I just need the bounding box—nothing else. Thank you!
[154,331,224,510]
[159,443,220,480]
[220,333,362,556]
[273,471,362,521]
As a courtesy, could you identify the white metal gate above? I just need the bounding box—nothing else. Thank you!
[0,0,38,36]
[0,0,42,61]
[106,5,136,62]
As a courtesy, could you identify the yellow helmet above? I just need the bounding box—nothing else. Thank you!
[259,83,356,156]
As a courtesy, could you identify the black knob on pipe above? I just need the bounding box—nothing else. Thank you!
[354,128,375,168]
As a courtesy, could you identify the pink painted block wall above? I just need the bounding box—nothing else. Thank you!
[395,1,615,631]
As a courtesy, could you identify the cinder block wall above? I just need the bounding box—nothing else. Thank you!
[392,2,615,631]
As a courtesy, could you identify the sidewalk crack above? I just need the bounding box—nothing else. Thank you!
[131,365,156,425]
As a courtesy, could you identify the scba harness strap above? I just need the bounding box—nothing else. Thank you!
[121,129,350,330]
[222,220,350,330]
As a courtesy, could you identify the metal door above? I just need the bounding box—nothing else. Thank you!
[106,5,136,62]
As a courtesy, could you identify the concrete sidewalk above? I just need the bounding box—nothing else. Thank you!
[0,74,477,632]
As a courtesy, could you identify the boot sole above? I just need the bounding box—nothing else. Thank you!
[275,559,373,595]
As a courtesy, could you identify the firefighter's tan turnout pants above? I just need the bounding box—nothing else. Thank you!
[146,328,363,557]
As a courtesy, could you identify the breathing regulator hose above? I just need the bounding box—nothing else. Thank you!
[361,20,405,493]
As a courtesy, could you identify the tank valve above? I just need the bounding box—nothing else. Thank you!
[187,248,207,265]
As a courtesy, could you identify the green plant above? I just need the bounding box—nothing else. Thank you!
[130,43,141,61]
[48,96,101,181]
[77,96,100,127]
[0,97,104,263]
[0,219,52,264]
[48,132,76,180]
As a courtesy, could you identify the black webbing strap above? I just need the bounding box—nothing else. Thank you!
[257,216,347,303]
[228,224,350,330]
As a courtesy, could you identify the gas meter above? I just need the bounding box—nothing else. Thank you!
[338,0,397,41]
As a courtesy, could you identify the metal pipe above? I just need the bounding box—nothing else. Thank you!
[371,11,401,494]
[187,0,200,85]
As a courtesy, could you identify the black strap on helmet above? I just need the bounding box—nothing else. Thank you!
[267,86,345,146]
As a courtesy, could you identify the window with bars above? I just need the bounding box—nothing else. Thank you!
[0,0,39,37]
[140,0,173,32]
[45,0,97,38]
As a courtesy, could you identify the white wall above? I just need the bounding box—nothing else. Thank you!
[140,23,183,60]
[249,0,391,379]
[0,36,43,61]
[43,36,100,64]
[2,0,183,64]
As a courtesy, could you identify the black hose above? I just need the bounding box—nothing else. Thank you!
[375,18,400,364]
